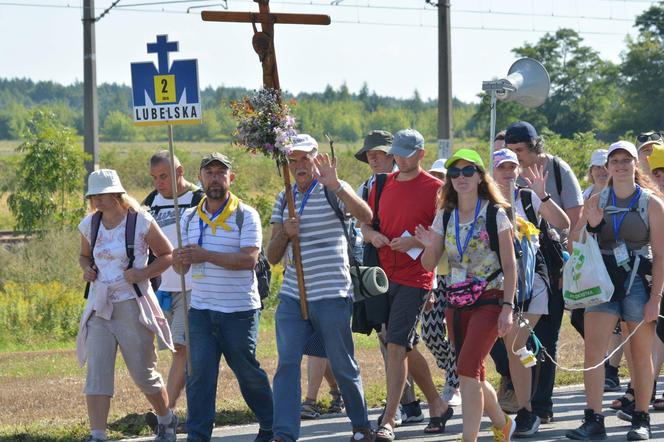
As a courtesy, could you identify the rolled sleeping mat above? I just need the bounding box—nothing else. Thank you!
[350,266,389,302]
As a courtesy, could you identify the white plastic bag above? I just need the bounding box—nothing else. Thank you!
[563,229,614,309]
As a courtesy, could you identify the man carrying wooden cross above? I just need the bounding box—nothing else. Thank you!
[267,135,375,442]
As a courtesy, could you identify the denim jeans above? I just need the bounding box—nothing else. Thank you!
[186,308,273,442]
[272,296,369,441]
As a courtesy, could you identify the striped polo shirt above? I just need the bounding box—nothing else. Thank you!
[180,203,262,313]
[270,181,352,302]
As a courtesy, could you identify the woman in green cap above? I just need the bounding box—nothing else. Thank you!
[416,148,518,441]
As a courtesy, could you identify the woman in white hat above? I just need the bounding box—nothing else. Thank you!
[76,169,177,442]
[583,149,609,200]
[567,141,664,441]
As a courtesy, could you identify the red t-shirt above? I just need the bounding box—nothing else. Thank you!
[368,170,442,290]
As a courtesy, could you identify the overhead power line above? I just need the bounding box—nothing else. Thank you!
[0,0,643,35]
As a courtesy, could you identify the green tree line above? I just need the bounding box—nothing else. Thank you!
[3,3,664,142]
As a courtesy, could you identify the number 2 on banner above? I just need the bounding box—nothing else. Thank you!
[154,75,176,103]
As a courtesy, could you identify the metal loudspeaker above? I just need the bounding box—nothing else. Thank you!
[482,57,550,173]
[495,58,550,108]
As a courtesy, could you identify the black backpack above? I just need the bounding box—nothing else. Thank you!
[143,187,205,291]
[143,187,205,216]
[235,204,272,303]
[84,210,145,299]
[520,188,565,286]
[183,202,272,304]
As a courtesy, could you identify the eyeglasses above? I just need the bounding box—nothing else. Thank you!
[637,131,662,143]
[448,165,478,179]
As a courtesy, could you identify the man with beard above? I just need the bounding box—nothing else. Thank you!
[267,134,375,442]
[173,153,274,442]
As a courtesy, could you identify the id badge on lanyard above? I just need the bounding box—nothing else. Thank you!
[613,241,630,268]
[191,263,205,279]
[453,199,481,283]
[611,186,640,268]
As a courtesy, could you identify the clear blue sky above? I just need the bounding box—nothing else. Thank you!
[0,0,655,103]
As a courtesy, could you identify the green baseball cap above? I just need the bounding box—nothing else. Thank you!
[444,149,485,169]
[200,152,232,170]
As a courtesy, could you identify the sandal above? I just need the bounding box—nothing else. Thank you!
[423,406,454,434]
[329,388,345,413]
[610,386,634,411]
[375,425,395,442]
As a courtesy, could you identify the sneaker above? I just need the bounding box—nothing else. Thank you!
[604,362,621,392]
[498,377,519,414]
[627,411,651,440]
[441,384,462,406]
[255,428,274,442]
[301,399,321,420]
[513,408,540,437]
[351,427,375,441]
[491,414,516,441]
[376,404,403,428]
[400,400,424,423]
[565,409,607,440]
[329,389,345,413]
[154,412,178,442]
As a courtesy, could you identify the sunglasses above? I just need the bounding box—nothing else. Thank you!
[637,131,662,143]
[448,165,478,179]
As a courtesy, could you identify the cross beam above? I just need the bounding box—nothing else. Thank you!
[202,11,331,26]
[202,1,330,319]
[202,1,330,90]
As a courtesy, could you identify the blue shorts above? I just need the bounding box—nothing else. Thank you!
[585,275,650,323]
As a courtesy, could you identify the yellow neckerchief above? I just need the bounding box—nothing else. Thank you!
[197,193,240,234]
[515,216,540,241]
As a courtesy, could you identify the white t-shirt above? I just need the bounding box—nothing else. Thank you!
[515,190,542,222]
[181,203,262,313]
[78,211,154,303]
[148,190,197,292]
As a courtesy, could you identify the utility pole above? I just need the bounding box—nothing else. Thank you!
[437,0,453,159]
[83,0,99,186]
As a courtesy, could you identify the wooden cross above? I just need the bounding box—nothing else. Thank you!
[202,1,331,320]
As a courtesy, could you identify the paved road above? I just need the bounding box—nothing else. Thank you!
[124,381,664,441]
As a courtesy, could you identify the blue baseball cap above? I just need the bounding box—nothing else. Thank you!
[505,121,538,144]
[388,129,425,158]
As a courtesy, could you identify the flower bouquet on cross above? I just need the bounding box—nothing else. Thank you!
[230,87,310,319]
[231,88,297,166]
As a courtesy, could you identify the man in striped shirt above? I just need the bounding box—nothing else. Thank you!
[267,134,375,442]
[173,152,274,442]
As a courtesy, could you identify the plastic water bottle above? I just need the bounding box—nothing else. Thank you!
[516,346,537,368]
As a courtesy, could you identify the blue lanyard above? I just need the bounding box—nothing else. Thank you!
[611,185,641,241]
[454,199,482,262]
[198,195,229,246]
[293,179,318,217]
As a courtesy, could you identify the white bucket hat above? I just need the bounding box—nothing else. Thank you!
[85,169,126,198]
